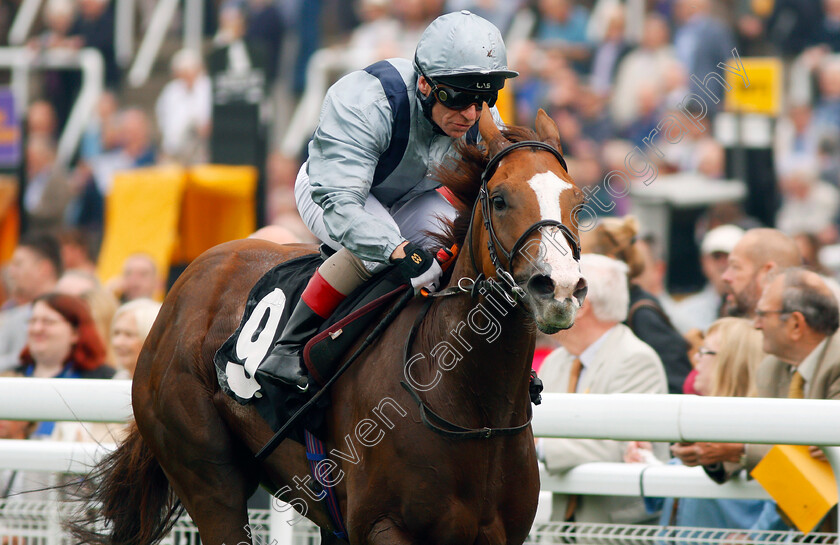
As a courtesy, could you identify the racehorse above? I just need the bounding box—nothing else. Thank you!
[69,109,588,545]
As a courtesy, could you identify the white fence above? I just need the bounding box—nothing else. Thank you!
[0,378,838,543]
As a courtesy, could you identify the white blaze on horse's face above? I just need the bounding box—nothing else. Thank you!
[520,170,587,332]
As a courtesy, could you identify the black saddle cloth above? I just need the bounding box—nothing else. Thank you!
[214,252,406,440]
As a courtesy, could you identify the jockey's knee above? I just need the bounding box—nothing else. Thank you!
[319,248,375,295]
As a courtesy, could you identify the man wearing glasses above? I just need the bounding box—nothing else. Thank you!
[675,268,840,484]
[257,11,517,392]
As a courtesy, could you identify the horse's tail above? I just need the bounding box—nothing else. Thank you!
[66,422,183,545]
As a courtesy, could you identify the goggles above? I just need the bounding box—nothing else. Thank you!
[415,58,499,111]
[430,84,498,110]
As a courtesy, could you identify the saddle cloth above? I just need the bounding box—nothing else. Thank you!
[214,253,406,435]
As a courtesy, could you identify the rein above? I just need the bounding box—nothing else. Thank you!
[400,140,575,440]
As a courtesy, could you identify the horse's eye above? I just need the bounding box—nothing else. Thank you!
[492,196,506,211]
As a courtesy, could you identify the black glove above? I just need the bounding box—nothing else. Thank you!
[395,242,443,293]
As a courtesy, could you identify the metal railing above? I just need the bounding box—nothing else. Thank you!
[0,380,838,542]
[8,0,136,68]
[126,0,178,87]
[0,47,103,168]
[7,0,43,46]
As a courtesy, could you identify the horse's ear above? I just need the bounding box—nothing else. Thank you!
[535,109,563,155]
[479,106,509,157]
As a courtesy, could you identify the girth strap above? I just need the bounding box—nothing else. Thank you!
[303,430,349,541]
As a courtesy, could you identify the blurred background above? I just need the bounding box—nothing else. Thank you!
[0,0,835,297]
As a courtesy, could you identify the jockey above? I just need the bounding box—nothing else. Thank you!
[256,10,518,392]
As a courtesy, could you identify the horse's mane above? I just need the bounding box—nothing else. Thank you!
[428,126,542,250]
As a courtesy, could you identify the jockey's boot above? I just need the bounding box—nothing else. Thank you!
[256,270,347,392]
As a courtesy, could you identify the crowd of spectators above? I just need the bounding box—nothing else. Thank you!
[0,231,162,502]
[1,0,840,535]
[5,0,840,272]
[539,225,840,532]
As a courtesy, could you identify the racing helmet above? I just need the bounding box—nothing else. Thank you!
[414,10,518,95]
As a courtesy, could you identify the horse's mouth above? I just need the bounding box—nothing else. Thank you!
[517,272,585,333]
[532,297,580,333]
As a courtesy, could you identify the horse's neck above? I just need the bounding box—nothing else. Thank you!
[412,252,535,423]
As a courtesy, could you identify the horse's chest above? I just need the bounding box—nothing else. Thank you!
[351,442,537,545]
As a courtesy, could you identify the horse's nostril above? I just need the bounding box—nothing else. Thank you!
[527,274,555,299]
[573,278,588,303]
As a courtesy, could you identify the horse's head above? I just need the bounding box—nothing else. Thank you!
[469,108,588,333]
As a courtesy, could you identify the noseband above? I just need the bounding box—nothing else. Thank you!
[466,140,581,300]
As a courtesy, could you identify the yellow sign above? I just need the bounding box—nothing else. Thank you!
[751,444,837,533]
[725,57,782,116]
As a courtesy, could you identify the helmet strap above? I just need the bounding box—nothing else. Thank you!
[416,84,447,136]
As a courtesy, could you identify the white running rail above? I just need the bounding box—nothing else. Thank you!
[1,380,838,542]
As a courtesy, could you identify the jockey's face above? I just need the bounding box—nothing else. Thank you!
[419,77,480,139]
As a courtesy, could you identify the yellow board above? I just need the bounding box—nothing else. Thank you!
[97,164,258,292]
[172,164,258,263]
[0,175,18,264]
[96,165,187,287]
[751,444,838,533]
[725,57,782,116]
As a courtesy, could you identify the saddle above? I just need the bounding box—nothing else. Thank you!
[214,249,407,440]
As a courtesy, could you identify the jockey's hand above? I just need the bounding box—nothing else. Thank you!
[394,242,443,294]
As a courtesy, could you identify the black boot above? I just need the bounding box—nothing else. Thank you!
[256,300,324,392]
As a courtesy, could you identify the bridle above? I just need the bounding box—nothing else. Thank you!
[434,140,581,300]
[399,140,580,441]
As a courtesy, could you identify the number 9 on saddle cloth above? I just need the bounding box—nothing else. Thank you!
[214,250,409,439]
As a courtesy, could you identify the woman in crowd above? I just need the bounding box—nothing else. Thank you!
[110,298,161,378]
[10,293,115,466]
[14,293,114,381]
[580,216,693,394]
[626,318,787,531]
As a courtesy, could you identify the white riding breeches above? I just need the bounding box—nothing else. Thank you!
[294,164,457,273]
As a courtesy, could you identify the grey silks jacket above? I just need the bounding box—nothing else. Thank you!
[305,57,503,264]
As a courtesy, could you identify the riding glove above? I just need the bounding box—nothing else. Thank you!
[395,242,444,294]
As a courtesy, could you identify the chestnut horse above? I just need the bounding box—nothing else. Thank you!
[69,109,587,545]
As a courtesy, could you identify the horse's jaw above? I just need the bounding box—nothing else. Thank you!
[531,296,580,334]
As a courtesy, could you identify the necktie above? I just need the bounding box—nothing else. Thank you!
[564,357,584,521]
[788,370,805,399]
[568,358,583,393]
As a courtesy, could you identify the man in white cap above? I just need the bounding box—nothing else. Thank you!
[257,11,518,392]
[669,224,744,333]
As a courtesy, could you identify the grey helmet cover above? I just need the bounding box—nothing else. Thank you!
[414,10,518,92]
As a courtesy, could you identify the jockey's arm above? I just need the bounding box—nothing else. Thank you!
[308,71,407,265]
